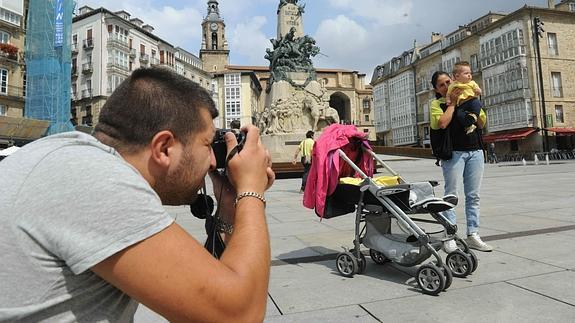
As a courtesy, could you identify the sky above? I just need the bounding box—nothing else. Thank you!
[76,0,550,80]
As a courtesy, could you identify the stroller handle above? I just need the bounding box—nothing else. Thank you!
[337,149,406,183]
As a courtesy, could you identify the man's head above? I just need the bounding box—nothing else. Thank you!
[95,67,217,153]
[452,61,472,83]
[306,130,314,139]
[94,67,219,205]
[230,119,241,130]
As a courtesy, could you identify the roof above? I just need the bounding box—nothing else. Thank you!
[225,65,357,74]
[72,7,171,47]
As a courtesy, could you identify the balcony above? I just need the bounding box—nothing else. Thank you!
[71,42,79,54]
[81,89,92,99]
[81,62,93,74]
[129,48,137,58]
[0,85,26,101]
[140,53,149,64]
[552,87,563,98]
[0,43,19,65]
[83,38,94,49]
[107,34,129,50]
[150,57,160,66]
[71,67,78,77]
[106,62,130,74]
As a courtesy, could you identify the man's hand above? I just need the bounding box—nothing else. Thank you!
[225,125,274,194]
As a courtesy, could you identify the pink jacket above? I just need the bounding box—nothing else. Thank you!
[303,124,374,218]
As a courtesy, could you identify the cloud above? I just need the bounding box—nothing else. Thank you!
[229,16,271,66]
[314,15,368,63]
[327,0,413,25]
[313,15,370,69]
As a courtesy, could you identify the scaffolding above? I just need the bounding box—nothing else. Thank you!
[25,0,74,135]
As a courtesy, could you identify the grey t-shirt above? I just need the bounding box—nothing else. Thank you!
[0,132,174,322]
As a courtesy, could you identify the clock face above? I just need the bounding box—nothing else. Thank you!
[210,23,218,31]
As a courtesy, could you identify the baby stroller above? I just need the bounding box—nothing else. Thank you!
[303,125,478,295]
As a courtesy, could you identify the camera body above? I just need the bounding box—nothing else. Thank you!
[212,129,245,169]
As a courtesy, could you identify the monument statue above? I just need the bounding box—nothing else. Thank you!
[260,0,341,161]
[264,27,319,86]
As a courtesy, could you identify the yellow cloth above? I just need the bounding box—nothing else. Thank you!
[299,138,314,157]
[339,176,400,187]
[447,80,479,106]
[429,97,486,130]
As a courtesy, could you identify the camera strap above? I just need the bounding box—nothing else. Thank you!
[189,184,226,259]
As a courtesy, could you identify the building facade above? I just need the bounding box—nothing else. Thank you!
[71,6,212,129]
[0,0,43,147]
[372,2,575,154]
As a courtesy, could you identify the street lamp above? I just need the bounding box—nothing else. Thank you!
[533,16,549,152]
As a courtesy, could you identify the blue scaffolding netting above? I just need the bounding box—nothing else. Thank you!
[25,0,74,135]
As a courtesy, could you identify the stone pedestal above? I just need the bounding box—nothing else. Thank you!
[262,132,308,163]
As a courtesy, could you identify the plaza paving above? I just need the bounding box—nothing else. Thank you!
[136,155,575,322]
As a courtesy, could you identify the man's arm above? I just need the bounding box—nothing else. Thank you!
[93,126,273,323]
[92,217,269,323]
[292,145,301,165]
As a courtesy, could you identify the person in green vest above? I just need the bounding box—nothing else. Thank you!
[292,130,315,193]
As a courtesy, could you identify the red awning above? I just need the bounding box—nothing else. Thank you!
[482,128,538,143]
[545,127,575,135]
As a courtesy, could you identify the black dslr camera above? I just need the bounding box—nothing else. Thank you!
[212,129,246,169]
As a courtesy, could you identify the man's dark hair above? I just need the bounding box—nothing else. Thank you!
[94,67,218,152]
[230,119,241,130]
[306,130,314,139]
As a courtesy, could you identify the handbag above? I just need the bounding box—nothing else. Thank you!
[430,103,453,166]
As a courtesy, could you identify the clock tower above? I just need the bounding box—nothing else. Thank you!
[200,0,229,72]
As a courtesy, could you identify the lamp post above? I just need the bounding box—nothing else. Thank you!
[533,16,549,152]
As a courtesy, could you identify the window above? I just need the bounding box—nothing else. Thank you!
[364,114,370,122]
[0,8,21,26]
[363,99,370,110]
[0,69,7,94]
[551,72,563,97]
[0,104,6,116]
[0,30,10,44]
[570,3,575,12]
[22,73,26,97]
[224,73,241,86]
[555,105,564,123]
[547,33,558,56]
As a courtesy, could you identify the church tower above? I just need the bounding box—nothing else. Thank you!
[200,0,229,72]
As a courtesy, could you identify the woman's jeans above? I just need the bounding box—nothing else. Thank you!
[440,150,484,235]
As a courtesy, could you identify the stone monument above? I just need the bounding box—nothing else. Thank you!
[260,0,340,162]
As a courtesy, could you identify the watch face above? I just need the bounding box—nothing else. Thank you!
[210,23,218,31]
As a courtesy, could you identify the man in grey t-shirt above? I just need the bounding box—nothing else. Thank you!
[0,68,275,322]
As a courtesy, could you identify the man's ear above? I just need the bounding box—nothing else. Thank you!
[150,130,177,168]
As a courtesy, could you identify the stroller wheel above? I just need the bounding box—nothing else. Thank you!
[416,263,445,295]
[369,249,389,265]
[446,250,473,278]
[467,250,479,273]
[357,252,367,274]
[336,252,357,278]
[440,264,453,291]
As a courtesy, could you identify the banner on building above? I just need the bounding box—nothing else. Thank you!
[54,0,64,47]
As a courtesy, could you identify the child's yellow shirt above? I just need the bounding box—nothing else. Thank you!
[447,80,479,105]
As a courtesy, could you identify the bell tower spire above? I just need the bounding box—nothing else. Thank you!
[200,0,229,72]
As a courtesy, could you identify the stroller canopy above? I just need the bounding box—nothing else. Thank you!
[303,124,374,217]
